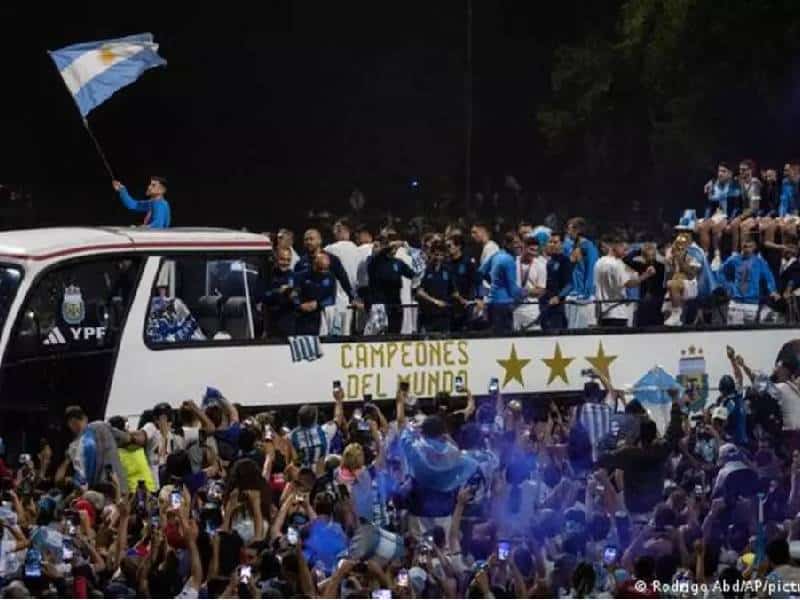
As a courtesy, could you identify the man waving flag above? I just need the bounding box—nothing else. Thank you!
[48,33,166,118]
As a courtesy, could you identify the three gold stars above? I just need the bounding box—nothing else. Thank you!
[584,341,618,380]
[541,343,574,385]
[496,341,618,388]
[496,344,531,387]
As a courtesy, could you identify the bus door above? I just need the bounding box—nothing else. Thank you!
[0,255,143,458]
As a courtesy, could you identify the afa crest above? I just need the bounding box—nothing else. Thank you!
[61,285,85,326]
[677,345,709,411]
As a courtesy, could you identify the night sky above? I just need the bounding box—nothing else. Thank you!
[2,2,609,231]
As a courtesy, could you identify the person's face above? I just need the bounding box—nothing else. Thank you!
[333,224,349,241]
[784,246,798,261]
[612,242,627,258]
[566,222,579,240]
[518,224,533,239]
[547,235,563,256]
[146,179,165,198]
[357,231,372,245]
[523,241,539,261]
[642,244,657,262]
[313,253,330,273]
[741,240,756,258]
[157,413,171,428]
[717,165,732,182]
[278,231,294,249]
[766,169,778,183]
[446,239,462,259]
[470,226,486,244]
[785,163,792,178]
[67,417,86,437]
[510,236,523,256]
[790,165,800,184]
[304,230,321,253]
[277,249,292,271]
[739,163,752,180]
[431,250,446,265]
[712,418,725,432]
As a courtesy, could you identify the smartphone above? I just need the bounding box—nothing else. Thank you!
[399,381,410,393]
[151,514,160,529]
[603,545,618,565]
[694,484,704,498]
[454,376,465,393]
[239,565,252,584]
[358,419,371,431]
[62,538,74,561]
[287,525,299,546]
[396,568,409,588]
[170,490,182,510]
[372,590,392,600]
[488,378,499,395]
[497,540,511,561]
[353,408,363,421]
[333,380,342,391]
[24,548,42,578]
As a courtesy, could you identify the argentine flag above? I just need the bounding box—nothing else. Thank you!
[48,33,166,118]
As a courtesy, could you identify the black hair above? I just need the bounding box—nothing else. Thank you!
[421,416,446,438]
[152,402,172,419]
[633,555,656,581]
[238,427,257,453]
[297,405,318,429]
[108,416,126,431]
[640,419,658,446]
[447,233,465,248]
[625,400,646,416]
[65,406,86,422]
[151,175,168,188]
[767,538,791,566]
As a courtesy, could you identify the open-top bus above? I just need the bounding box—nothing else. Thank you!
[0,226,797,457]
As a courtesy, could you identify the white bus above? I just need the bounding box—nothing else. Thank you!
[0,227,797,455]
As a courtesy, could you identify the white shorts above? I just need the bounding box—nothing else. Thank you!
[566,297,597,329]
[682,279,698,300]
[513,304,541,332]
[318,305,340,336]
[727,301,759,325]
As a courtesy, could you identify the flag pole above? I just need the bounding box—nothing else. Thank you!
[81,118,116,180]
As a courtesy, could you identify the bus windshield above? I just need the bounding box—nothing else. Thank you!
[0,265,22,333]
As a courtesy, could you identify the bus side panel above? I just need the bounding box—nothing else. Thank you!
[107,304,800,420]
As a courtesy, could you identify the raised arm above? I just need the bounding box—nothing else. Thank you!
[112,181,150,213]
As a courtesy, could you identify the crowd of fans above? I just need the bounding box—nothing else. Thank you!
[4,341,800,597]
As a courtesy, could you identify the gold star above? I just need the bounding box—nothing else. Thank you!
[542,343,574,385]
[496,344,531,388]
[585,341,618,380]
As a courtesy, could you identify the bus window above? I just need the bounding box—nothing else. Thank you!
[8,257,142,359]
[145,254,267,345]
[0,265,23,336]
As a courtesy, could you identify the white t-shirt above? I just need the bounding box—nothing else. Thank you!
[777,381,800,431]
[325,240,360,303]
[514,256,547,317]
[594,255,632,320]
[142,423,185,485]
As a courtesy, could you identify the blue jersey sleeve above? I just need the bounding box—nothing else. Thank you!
[117,188,150,213]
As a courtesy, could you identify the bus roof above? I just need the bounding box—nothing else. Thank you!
[0,227,271,261]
